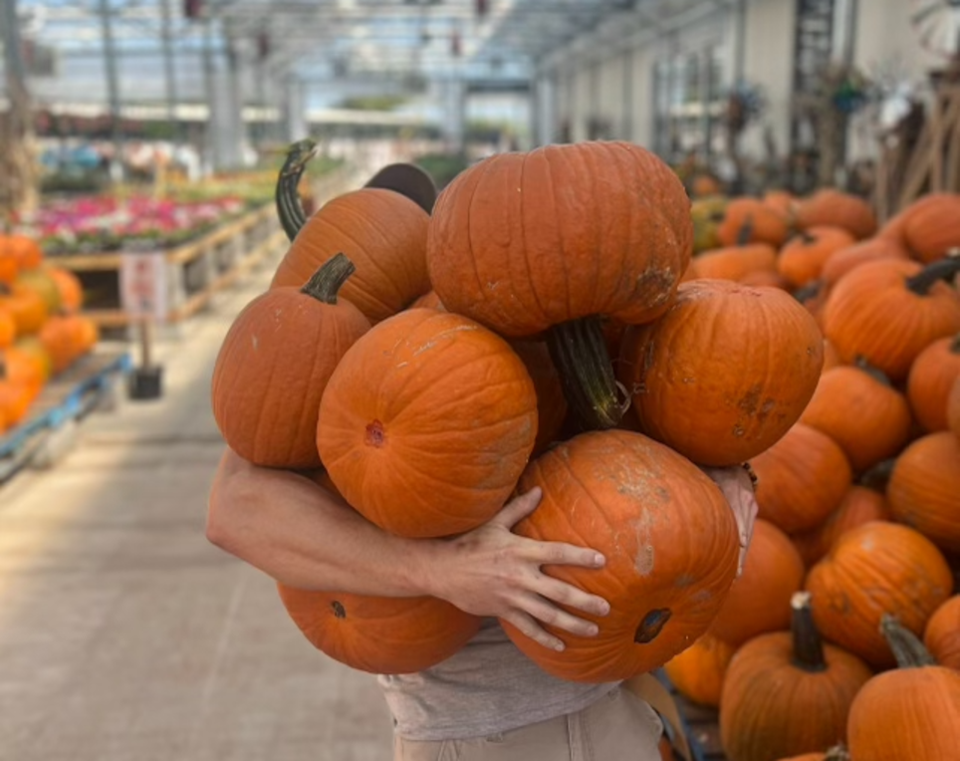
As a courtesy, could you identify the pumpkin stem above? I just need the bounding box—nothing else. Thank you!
[905,257,960,295]
[790,591,827,672]
[858,457,896,491]
[300,253,355,305]
[547,316,628,430]
[799,230,817,245]
[823,745,850,761]
[735,215,754,246]
[854,355,893,387]
[275,138,318,242]
[950,332,960,353]
[880,614,937,668]
[792,280,823,304]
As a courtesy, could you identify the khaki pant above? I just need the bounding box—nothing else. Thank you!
[393,685,665,760]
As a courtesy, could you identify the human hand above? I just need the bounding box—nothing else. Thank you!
[424,488,611,652]
[700,465,759,576]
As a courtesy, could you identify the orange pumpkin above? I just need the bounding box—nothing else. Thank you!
[906,333,960,432]
[46,266,84,314]
[709,519,805,646]
[740,269,791,289]
[690,243,778,282]
[0,360,39,427]
[799,362,913,473]
[887,432,960,554]
[317,309,538,539]
[795,189,877,240]
[502,429,740,683]
[821,339,842,372]
[719,592,872,761]
[0,251,16,286]
[408,290,444,310]
[663,633,735,708]
[750,423,852,534]
[618,280,823,467]
[762,189,797,221]
[924,595,960,670]
[819,237,909,287]
[847,614,960,760]
[901,192,960,263]
[8,339,51,384]
[510,339,567,455]
[717,197,790,248]
[792,486,891,567]
[0,233,43,271]
[0,307,15,349]
[777,227,857,288]
[14,267,61,315]
[949,376,960,438]
[774,749,849,761]
[0,285,48,336]
[805,521,953,668]
[822,257,960,381]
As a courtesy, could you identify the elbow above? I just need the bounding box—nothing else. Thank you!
[205,451,247,556]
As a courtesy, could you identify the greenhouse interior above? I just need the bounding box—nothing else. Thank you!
[2,1,960,760]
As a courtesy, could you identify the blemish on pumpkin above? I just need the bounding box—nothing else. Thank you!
[737,384,762,415]
[634,608,671,643]
[635,544,655,576]
[675,574,696,588]
[251,335,258,351]
[365,420,386,448]
[732,423,745,437]
[331,601,346,619]
[757,399,776,424]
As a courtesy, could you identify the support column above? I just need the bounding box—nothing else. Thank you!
[623,47,634,142]
[97,0,125,181]
[0,0,38,215]
[160,0,179,136]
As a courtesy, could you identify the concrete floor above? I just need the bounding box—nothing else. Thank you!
[0,256,394,760]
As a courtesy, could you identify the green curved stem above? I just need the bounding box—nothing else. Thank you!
[275,138,318,242]
[905,257,960,295]
[300,253,355,305]
[880,614,937,668]
[854,355,893,387]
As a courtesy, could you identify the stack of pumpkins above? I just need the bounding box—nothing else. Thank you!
[212,141,832,687]
[662,189,960,761]
[1,233,99,436]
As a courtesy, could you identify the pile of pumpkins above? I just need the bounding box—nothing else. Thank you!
[663,188,960,761]
[1,233,100,436]
[211,142,959,760]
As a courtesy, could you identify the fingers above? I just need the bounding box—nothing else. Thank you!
[501,610,566,652]
[517,591,601,639]
[530,574,610,618]
[493,487,543,528]
[528,540,606,570]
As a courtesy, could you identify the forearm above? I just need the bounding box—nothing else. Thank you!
[206,448,437,596]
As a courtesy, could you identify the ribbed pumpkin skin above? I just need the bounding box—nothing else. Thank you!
[847,666,960,760]
[717,198,789,247]
[0,309,14,349]
[799,365,913,473]
[211,286,370,469]
[750,424,852,533]
[690,243,778,282]
[925,595,960,669]
[271,189,430,323]
[277,584,481,674]
[509,339,567,455]
[805,522,954,668]
[709,520,805,646]
[795,189,877,240]
[663,633,735,708]
[426,142,693,338]
[822,259,960,381]
[902,192,960,263]
[502,430,739,683]
[820,237,908,287]
[317,309,538,539]
[949,376,960,438]
[777,227,857,288]
[618,280,823,467]
[792,486,891,567]
[887,432,960,554]
[719,633,872,761]
[907,335,960,432]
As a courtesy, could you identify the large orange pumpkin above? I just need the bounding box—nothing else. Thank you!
[819,237,909,287]
[847,614,960,760]
[792,486,891,567]
[0,233,43,271]
[805,521,953,668]
[618,280,823,467]
[271,188,430,324]
[719,592,872,761]
[821,257,960,381]
[717,198,790,248]
[906,333,960,432]
[663,632,735,708]
[212,255,371,469]
[777,227,857,288]
[795,189,877,240]
[709,519,805,646]
[887,432,960,554]
[799,362,913,473]
[317,309,538,539]
[924,595,960,670]
[750,423,852,534]
[501,429,739,683]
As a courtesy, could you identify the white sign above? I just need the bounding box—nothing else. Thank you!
[120,252,168,322]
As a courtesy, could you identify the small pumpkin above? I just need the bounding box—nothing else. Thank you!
[821,339,842,372]
[819,237,909,287]
[0,308,15,349]
[799,361,913,473]
[0,233,43,271]
[689,243,778,282]
[719,592,872,761]
[0,284,48,336]
[750,423,852,534]
[805,521,954,668]
[846,614,960,760]
[618,280,823,467]
[777,227,857,288]
[717,198,790,248]
[792,486,891,568]
[38,315,84,374]
[900,192,960,263]
[906,333,960,432]
[46,266,84,314]
[762,189,797,222]
[887,432,960,554]
[317,309,538,539]
[11,337,52,384]
[795,189,877,240]
[709,519,805,646]
[0,358,40,427]
[408,290,444,310]
[924,595,960,670]
[740,269,791,289]
[663,632,735,708]
[212,254,371,469]
[14,267,61,315]
[822,257,960,381]
[502,429,740,683]
[0,249,16,286]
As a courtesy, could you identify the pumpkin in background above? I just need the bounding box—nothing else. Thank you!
[39,315,91,374]
[0,360,40,428]
[740,269,790,289]
[0,345,46,389]
[0,233,43,271]
[792,486,891,567]
[618,280,823,467]
[688,243,778,282]
[212,255,371,469]
[774,749,849,761]
[750,424,851,534]
[510,339,568,455]
[271,188,430,324]
[887,432,960,554]
[777,227,857,288]
[949,376,960,438]
[821,339,841,372]
[717,197,790,248]
[819,237,909,287]
[906,333,960,432]
[0,308,14,349]
[799,361,913,473]
[427,142,693,430]
[822,257,960,381]
[719,592,872,761]
[900,192,960,263]
[0,250,16,286]
[318,309,538,539]
[408,290,444,310]
[847,614,960,760]
[46,266,84,314]
[805,521,953,668]
[663,633,735,708]
[709,519,805,646]
[924,595,960,670]
[10,338,52,384]
[13,268,60,316]
[502,429,739,683]
[0,285,47,336]
[795,189,877,240]
[762,189,796,221]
